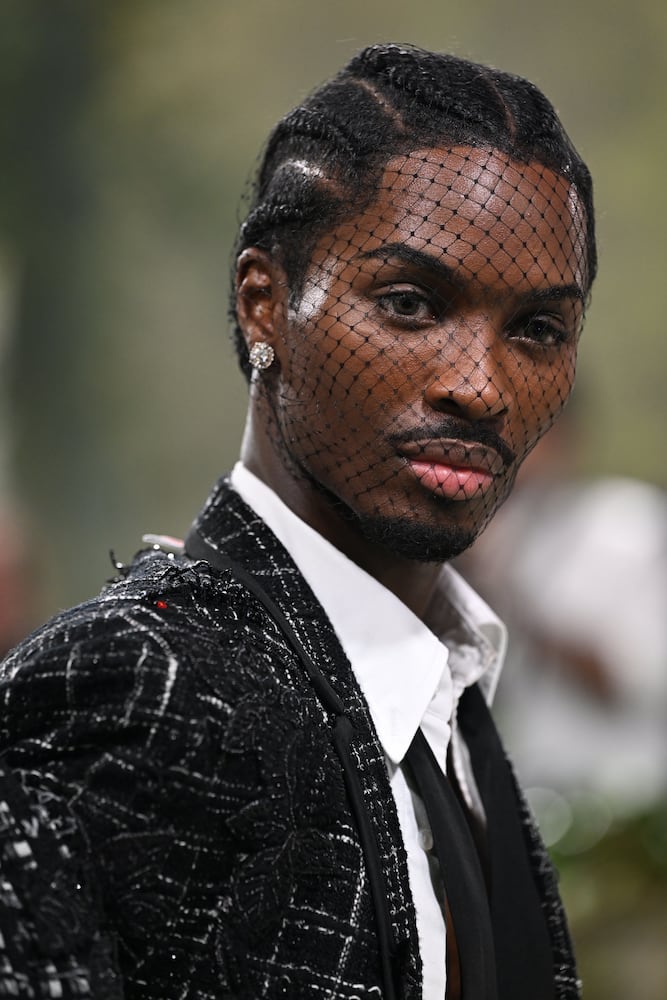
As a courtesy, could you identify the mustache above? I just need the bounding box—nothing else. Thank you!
[389,417,517,468]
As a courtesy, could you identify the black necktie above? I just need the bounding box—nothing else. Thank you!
[457,683,555,1000]
[405,728,498,1000]
[407,684,556,999]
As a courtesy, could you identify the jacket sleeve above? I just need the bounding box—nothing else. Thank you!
[0,759,123,998]
[0,565,215,997]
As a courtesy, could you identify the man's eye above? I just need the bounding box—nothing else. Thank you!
[512,313,569,347]
[376,289,435,323]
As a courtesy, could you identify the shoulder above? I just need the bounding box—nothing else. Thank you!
[0,547,291,751]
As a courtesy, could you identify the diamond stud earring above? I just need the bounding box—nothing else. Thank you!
[248,342,275,371]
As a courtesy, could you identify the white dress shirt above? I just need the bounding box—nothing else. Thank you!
[230,462,507,1000]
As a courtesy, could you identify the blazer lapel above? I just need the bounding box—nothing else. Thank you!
[190,476,423,994]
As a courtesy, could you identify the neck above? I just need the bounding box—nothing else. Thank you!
[240,414,444,620]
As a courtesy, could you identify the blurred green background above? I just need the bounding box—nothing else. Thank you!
[0,2,665,997]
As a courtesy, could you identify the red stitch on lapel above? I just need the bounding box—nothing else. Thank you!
[155,600,168,610]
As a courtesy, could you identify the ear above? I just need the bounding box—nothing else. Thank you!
[236,248,287,353]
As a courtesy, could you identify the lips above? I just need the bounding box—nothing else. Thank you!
[399,438,506,475]
[398,438,507,499]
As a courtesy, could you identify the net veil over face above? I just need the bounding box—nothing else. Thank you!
[242,143,587,564]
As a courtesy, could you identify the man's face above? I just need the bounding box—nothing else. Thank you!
[260,146,587,561]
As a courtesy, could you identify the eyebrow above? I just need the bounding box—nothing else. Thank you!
[357,243,465,290]
[357,242,585,306]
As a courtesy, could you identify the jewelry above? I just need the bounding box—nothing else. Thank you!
[248,342,275,370]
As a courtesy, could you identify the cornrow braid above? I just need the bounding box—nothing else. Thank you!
[239,105,363,258]
[231,42,596,379]
[348,44,497,128]
[257,107,359,189]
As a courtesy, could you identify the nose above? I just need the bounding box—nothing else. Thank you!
[423,317,510,424]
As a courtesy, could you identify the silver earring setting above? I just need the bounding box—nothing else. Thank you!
[248,342,275,371]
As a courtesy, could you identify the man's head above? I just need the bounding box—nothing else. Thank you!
[234,44,596,567]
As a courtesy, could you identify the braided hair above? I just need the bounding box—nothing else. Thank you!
[232,43,596,378]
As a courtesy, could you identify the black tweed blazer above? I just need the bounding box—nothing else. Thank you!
[0,478,580,999]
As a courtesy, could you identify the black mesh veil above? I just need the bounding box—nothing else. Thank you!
[233,44,596,565]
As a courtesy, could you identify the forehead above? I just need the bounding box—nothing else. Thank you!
[314,146,587,294]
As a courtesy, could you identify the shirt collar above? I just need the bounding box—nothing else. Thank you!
[230,462,506,764]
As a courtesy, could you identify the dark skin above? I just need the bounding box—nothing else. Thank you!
[238,146,587,619]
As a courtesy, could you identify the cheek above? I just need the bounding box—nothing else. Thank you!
[309,322,445,425]
[507,345,577,450]
[283,301,400,406]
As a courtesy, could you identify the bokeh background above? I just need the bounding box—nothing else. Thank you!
[0,2,665,997]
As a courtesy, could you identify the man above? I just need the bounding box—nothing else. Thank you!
[0,44,595,1000]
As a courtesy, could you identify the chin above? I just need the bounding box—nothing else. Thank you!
[352,510,483,564]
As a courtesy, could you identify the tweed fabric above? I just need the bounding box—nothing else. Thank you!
[0,477,580,999]
[0,762,123,999]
